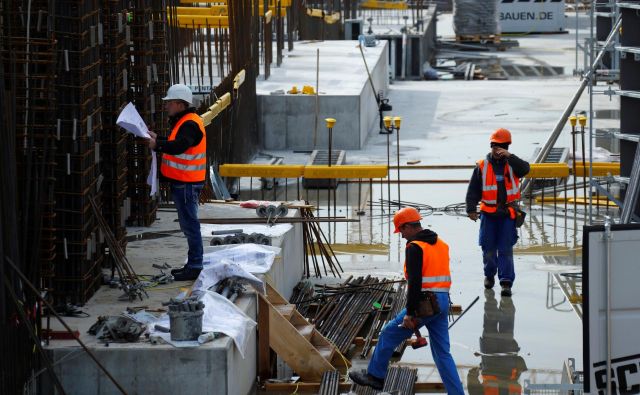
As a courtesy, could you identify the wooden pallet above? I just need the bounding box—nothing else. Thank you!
[258,283,350,382]
[456,34,501,44]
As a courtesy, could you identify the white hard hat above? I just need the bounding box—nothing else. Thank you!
[162,84,193,105]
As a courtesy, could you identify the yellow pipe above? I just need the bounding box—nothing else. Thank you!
[219,164,305,178]
[526,163,570,179]
[201,92,231,126]
[360,0,408,10]
[573,162,620,177]
[173,15,229,28]
[233,69,246,90]
[304,165,388,179]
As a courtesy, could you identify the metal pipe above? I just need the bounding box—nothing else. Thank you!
[521,17,622,196]
[604,216,612,395]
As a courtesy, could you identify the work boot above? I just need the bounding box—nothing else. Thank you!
[500,284,512,297]
[170,266,187,276]
[172,268,202,282]
[484,276,495,289]
[349,371,384,390]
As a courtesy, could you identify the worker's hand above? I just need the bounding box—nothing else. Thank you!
[468,212,479,222]
[148,130,158,139]
[492,147,511,159]
[401,315,416,330]
[146,137,157,150]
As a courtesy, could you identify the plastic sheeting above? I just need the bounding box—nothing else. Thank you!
[192,260,266,295]
[453,0,500,36]
[199,244,280,273]
[148,291,257,357]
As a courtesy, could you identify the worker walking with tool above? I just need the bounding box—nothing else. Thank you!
[466,128,530,297]
[147,84,207,281]
[350,207,464,394]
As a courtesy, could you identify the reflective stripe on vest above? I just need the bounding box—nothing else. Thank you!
[160,113,207,182]
[403,239,451,292]
[478,159,520,218]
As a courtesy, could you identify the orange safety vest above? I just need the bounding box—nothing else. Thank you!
[403,239,451,292]
[482,372,522,395]
[160,113,207,182]
[477,159,520,220]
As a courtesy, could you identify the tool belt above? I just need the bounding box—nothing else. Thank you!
[508,202,526,228]
[415,291,441,318]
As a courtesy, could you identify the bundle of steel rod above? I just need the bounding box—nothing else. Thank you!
[89,196,147,301]
[382,366,418,394]
[350,366,418,395]
[318,370,341,395]
[100,0,130,262]
[361,281,407,358]
[52,0,106,303]
[300,207,344,278]
[126,0,159,227]
[311,276,395,354]
[1,0,59,391]
[289,279,315,316]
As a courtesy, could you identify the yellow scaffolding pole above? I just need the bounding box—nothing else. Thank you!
[303,165,388,179]
[219,164,305,178]
[218,164,389,179]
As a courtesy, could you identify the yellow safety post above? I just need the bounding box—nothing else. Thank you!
[325,118,336,167]
[393,116,402,204]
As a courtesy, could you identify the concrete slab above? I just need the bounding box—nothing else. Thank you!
[256,40,389,150]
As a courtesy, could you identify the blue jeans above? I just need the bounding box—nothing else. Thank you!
[479,213,518,285]
[367,292,464,395]
[171,182,204,270]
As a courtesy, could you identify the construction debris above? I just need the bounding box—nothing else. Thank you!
[88,316,147,343]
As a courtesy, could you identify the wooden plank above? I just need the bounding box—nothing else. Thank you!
[267,300,334,381]
[295,324,314,340]
[258,295,271,381]
[274,304,295,320]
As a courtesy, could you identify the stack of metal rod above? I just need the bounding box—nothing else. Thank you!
[126,0,158,226]
[310,276,396,355]
[100,0,130,264]
[318,370,341,395]
[300,207,343,278]
[350,366,418,395]
[52,0,105,303]
[90,196,147,301]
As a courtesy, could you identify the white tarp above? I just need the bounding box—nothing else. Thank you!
[148,291,256,357]
[192,259,266,295]
[116,102,158,196]
[198,243,280,274]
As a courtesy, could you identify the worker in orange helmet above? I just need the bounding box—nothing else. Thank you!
[466,128,530,297]
[350,207,464,394]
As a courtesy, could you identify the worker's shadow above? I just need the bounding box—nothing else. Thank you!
[467,289,528,395]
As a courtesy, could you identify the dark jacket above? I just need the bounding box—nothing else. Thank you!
[465,153,530,216]
[405,229,439,315]
[155,108,204,184]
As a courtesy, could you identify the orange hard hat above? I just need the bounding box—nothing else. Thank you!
[490,128,512,144]
[393,207,422,233]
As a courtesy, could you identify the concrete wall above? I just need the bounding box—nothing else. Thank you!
[258,42,389,151]
[45,296,257,395]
